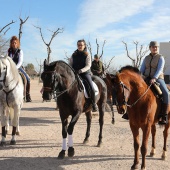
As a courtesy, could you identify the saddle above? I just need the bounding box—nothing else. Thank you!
[76,74,99,111]
[144,77,162,99]
[19,71,27,100]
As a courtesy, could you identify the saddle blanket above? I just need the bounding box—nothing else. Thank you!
[82,81,99,98]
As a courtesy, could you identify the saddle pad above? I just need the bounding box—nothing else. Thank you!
[82,81,99,98]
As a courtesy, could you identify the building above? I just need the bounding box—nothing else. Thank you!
[159,42,170,83]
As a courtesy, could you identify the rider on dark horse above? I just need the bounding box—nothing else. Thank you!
[91,54,104,78]
[69,39,98,112]
[8,36,32,102]
[122,41,169,124]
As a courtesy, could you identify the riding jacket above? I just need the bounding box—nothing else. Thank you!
[91,60,104,76]
[69,50,91,73]
[8,48,23,69]
[140,53,164,79]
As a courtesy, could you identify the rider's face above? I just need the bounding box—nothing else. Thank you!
[11,40,18,49]
[77,42,85,51]
[150,46,158,55]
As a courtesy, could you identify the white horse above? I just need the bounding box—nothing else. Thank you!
[0,56,24,145]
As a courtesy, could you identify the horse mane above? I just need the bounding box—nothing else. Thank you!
[50,60,75,74]
[119,65,141,75]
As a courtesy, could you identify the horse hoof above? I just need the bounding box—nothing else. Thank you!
[97,142,102,147]
[16,132,20,136]
[131,164,139,170]
[150,152,155,157]
[111,119,115,124]
[58,150,65,159]
[10,140,16,145]
[0,141,6,146]
[83,139,89,144]
[68,147,75,157]
[161,155,166,160]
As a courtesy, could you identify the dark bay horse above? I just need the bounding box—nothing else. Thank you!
[41,60,107,159]
[110,66,170,170]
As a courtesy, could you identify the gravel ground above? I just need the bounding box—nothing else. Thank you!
[0,79,170,170]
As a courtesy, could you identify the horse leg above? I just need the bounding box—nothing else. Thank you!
[67,113,81,157]
[97,104,104,147]
[6,113,10,135]
[83,111,92,144]
[110,98,115,124]
[0,106,7,146]
[140,125,151,170]
[58,118,68,159]
[150,124,156,157]
[161,123,170,160]
[130,124,140,170]
[16,122,20,136]
[10,106,20,145]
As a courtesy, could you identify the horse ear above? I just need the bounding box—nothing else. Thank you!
[44,59,48,68]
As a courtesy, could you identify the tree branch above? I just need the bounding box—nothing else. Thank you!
[0,20,16,34]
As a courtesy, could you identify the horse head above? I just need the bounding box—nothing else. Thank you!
[110,71,131,115]
[41,60,59,100]
[0,56,18,90]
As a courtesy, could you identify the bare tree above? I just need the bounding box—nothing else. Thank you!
[64,50,70,62]
[122,41,149,68]
[34,25,64,64]
[18,16,29,43]
[0,20,16,54]
[103,56,115,73]
[86,39,106,60]
[0,20,16,34]
[36,58,43,83]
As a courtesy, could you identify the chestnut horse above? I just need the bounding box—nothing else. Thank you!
[41,60,107,159]
[111,66,170,170]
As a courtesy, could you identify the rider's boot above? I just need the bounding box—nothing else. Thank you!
[158,103,169,125]
[26,82,32,102]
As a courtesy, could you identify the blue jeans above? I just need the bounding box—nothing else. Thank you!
[157,79,169,104]
[19,67,30,83]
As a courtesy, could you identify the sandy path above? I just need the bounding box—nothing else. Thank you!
[0,79,169,170]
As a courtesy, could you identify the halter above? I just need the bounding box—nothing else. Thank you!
[42,69,77,98]
[117,81,152,108]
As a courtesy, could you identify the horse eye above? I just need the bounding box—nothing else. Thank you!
[3,67,6,70]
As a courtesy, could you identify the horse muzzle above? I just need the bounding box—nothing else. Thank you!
[117,105,127,115]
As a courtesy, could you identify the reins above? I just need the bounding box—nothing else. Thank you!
[120,82,152,108]
[43,60,82,99]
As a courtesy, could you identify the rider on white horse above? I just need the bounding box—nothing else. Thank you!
[8,36,32,102]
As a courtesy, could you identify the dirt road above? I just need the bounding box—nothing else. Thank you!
[0,79,169,170]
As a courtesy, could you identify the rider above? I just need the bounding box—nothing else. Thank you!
[140,41,169,124]
[69,39,98,112]
[8,36,32,102]
[91,54,104,78]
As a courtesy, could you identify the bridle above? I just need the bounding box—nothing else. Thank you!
[42,70,77,98]
[116,81,130,107]
[117,81,152,108]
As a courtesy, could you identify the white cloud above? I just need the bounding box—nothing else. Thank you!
[76,0,154,35]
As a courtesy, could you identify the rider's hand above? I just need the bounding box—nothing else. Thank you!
[150,78,156,84]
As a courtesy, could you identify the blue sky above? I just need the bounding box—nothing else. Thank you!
[1,0,170,71]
